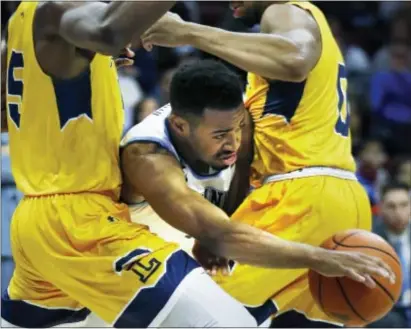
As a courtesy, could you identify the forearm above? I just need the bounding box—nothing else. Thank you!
[1,111,7,132]
[186,23,306,82]
[145,179,320,269]
[60,2,174,55]
[123,149,321,270]
[206,219,319,269]
[176,196,320,269]
[223,165,250,216]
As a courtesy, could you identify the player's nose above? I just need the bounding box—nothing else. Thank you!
[225,131,241,152]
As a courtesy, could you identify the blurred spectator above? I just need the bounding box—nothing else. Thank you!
[378,2,405,22]
[369,41,411,156]
[371,182,411,328]
[349,100,364,155]
[1,133,23,290]
[329,17,371,99]
[372,15,411,72]
[392,157,411,189]
[330,17,371,75]
[133,48,161,96]
[133,98,159,125]
[117,66,143,133]
[158,68,177,106]
[1,1,19,31]
[356,139,388,212]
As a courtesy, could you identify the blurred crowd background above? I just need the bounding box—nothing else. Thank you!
[1,1,410,327]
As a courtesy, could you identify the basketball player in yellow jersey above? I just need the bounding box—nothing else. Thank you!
[3,3,394,328]
[142,1,374,326]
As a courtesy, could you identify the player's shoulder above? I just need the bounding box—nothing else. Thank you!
[34,2,73,37]
[122,141,171,157]
[35,2,78,19]
[261,3,319,35]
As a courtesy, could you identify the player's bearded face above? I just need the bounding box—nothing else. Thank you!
[190,107,244,170]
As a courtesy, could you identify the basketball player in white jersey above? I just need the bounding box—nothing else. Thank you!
[120,60,394,319]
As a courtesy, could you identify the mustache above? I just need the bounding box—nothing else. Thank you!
[216,151,236,158]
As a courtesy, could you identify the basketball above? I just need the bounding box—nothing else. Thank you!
[308,229,403,327]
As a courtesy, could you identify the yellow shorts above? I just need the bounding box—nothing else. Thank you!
[215,176,371,325]
[2,193,198,327]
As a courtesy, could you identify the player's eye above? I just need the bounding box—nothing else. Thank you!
[213,134,225,140]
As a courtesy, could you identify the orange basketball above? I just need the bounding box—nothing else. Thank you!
[308,229,403,327]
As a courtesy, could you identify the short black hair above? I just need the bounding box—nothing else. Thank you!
[170,59,243,119]
[381,181,410,198]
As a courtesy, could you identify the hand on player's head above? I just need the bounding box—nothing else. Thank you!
[314,250,396,289]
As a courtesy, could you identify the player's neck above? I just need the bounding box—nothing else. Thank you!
[166,119,212,175]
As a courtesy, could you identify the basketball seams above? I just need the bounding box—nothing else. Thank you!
[331,239,401,266]
[336,278,368,323]
[332,233,399,306]
[310,230,401,326]
[318,275,324,311]
[332,231,362,245]
[373,278,395,303]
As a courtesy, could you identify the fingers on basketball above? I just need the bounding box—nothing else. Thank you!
[308,229,403,327]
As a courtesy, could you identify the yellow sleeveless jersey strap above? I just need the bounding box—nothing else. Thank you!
[287,1,317,12]
[7,2,38,51]
[286,1,328,28]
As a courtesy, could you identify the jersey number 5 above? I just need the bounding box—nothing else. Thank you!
[334,63,350,138]
[7,50,24,129]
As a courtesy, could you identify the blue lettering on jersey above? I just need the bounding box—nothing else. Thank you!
[7,50,24,128]
[204,187,226,208]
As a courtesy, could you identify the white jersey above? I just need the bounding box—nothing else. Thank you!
[121,104,236,208]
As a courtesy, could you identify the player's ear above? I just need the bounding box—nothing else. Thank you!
[168,114,190,136]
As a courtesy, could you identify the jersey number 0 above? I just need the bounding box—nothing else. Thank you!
[334,63,350,138]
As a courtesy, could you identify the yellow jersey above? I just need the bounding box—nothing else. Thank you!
[245,1,355,187]
[6,2,124,197]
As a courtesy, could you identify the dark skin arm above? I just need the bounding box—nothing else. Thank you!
[1,27,8,132]
[121,142,395,286]
[223,109,254,216]
[33,1,174,78]
[142,4,321,82]
[197,110,253,275]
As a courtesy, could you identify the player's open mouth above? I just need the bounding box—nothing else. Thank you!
[220,153,237,166]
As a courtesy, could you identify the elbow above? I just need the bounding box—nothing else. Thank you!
[283,56,311,82]
[266,53,310,82]
[91,24,127,56]
[265,37,313,82]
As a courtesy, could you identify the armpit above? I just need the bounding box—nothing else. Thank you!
[122,141,172,157]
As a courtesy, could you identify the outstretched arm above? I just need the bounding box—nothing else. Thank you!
[36,1,175,56]
[142,4,321,82]
[121,142,394,286]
